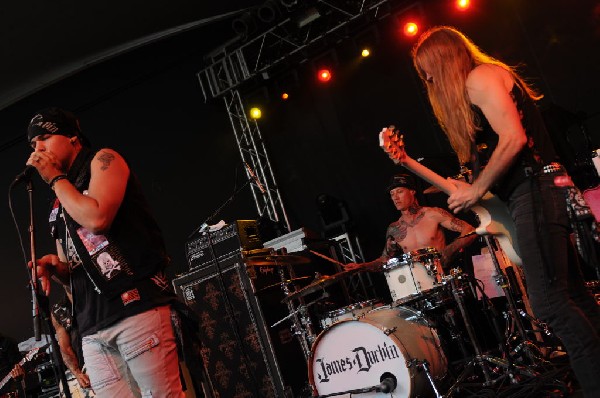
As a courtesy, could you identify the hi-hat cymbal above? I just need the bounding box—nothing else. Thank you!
[281,269,359,302]
[246,254,310,267]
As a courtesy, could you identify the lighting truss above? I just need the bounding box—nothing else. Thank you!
[198,0,418,99]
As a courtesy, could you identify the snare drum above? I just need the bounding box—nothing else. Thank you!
[319,299,383,329]
[383,247,443,305]
[309,306,447,397]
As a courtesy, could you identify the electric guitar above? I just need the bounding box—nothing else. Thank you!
[0,346,43,391]
[379,126,522,265]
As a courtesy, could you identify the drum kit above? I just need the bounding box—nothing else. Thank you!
[245,243,559,398]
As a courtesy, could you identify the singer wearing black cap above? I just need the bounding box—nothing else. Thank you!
[344,173,477,272]
[25,107,184,397]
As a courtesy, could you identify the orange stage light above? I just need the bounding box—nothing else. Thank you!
[403,22,419,37]
[281,93,289,100]
[456,0,470,11]
[317,69,332,82]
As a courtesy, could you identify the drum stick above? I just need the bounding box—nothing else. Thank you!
[309,250,346,267]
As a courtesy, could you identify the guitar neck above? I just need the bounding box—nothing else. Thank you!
[403,157,457,195]
[0,348,40,389]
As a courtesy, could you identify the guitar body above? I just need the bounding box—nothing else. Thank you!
[472,194,521,265]
[379,127,522,266]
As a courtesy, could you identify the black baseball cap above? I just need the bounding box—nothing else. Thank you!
[27,107,90,147]
[387,173,417,192]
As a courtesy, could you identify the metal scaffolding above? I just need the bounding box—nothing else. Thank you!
[331,232,378,301]
[223,89,291,231]
[196,0,418,286]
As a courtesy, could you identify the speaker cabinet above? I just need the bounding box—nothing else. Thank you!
[173,254,307,397]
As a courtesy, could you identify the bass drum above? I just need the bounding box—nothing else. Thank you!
[309,306,447,398]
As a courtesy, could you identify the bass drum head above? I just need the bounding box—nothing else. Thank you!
[309,306,447,398]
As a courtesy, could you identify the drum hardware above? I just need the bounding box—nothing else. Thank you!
[281,269,360,303]
[517,309,552,337]
[481,236,550,366]
[444,237,549,396]
[277,267,318,361]
[407,360,443,398]
[318,299,384,330]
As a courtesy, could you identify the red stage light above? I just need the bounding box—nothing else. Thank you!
[456,0,470,11]
[403,22,419,37]
[317,69,332,82]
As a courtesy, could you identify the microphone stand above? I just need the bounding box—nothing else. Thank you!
[187,175,252,240]
[18,177,72,398]
[26,179,41,342]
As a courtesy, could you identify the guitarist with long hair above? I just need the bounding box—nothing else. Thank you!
[402,26,600,397]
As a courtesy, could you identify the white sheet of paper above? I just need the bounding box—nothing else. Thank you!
[472,253,505,299]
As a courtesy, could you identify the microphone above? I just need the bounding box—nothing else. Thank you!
[377,373,397,393]
[244,162,266,194]
[13,165,35,184]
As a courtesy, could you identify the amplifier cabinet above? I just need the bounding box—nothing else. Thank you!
[186,220,263,271]
[173,254,306,397]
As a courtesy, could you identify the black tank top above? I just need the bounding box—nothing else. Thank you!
[49,149,176,336]
[473,82,559,200]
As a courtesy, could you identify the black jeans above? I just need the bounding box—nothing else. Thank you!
[508,173,600,397]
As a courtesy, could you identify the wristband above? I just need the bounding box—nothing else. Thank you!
[49,174,68,190]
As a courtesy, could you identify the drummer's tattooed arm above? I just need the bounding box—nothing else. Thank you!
[431,208,470,233]
[433,208,477,263]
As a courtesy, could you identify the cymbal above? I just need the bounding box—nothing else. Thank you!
[257,276,312,292]
[246,254,310,267]
[282,269,359,302]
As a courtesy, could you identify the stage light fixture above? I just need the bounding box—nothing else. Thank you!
[456,0,470,11]
[232,11,257,38]
[258,0,280,23]
[317,69,332,82]
[361,49,370,57]
[403,22,419,37]
[281,93,289,100]
[249,107,262,119]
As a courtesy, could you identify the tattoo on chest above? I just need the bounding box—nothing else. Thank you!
[390,209,425,241]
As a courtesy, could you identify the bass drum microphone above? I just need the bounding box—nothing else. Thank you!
[377,372,398,393]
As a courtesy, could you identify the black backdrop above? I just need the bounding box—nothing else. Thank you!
[1,0,599,344]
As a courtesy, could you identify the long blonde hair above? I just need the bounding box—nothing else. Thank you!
[411,26,541,164]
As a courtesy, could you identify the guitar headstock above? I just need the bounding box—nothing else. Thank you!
[378,125,405,164]
[25,347,41,361]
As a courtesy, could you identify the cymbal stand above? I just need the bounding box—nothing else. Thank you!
[482,236,547,365]
[277,267,317,361]
[446,275,494,388]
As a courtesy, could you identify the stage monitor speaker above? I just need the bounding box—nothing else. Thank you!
[172,253,307,397]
